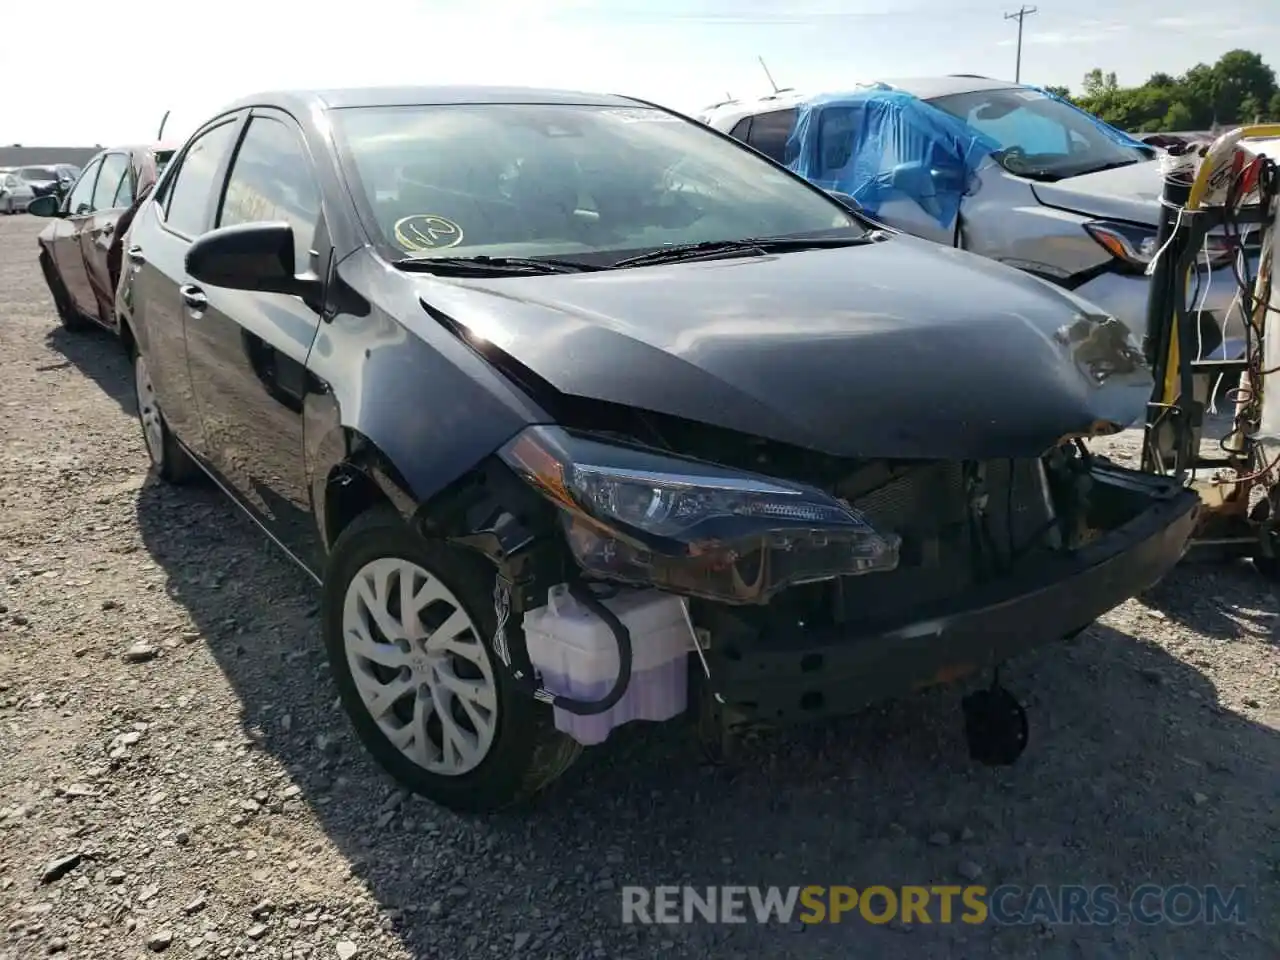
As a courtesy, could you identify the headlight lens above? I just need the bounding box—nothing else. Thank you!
[1085,219,1233,271]
[499,426,901,604]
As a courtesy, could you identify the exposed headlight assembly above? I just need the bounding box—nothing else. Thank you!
[499,426,901,604]
[1085,219,1233,272]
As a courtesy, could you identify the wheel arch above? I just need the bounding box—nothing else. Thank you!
[313,425,416,549]
[310,419,554,569]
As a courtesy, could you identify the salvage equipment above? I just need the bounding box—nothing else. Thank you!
[1140,125,1280,572]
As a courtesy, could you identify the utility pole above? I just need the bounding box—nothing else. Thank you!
[1003,5,1037,83]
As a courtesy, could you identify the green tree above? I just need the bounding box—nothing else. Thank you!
[1082,69,1118,97]
[1061,51,1277,131]
[1163,102,1194,130]
[1043,85,1071,99]
[1213,49,1276,123]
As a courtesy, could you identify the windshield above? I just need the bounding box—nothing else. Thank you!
[331,102,863,263]
[19,166,56,181]
[929,89,1152,181]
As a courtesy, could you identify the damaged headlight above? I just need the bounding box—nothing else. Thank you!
[1085,220,1233,272]
[499,426,901,604]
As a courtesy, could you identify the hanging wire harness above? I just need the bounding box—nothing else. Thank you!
[1139,125,1280,569]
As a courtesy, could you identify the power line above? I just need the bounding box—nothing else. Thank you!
[1003,5,1037,83]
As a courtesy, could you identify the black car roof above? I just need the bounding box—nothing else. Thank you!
[218,85,641,115]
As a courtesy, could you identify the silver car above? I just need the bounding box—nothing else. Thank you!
[701,77,1256,359]
[0,170,35,214]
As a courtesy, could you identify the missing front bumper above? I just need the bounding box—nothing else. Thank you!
[699,464,1200,728]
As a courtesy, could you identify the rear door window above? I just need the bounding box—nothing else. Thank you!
[163,120,241,237]
[112,163,136,208]
[746,108,797,163]
[91,153,130,212]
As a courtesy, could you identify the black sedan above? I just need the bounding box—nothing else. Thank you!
[117,85,1198,812]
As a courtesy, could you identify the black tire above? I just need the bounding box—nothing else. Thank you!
[323,506,581,813]
[40,252,92,332]
[1249,497,1280,581]
[130,344,200,485]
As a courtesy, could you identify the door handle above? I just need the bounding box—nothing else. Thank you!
[180,284,207,311]
[127,245,145,264]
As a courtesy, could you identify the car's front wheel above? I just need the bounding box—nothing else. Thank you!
[133,347,199,484]
[323,507,581,813]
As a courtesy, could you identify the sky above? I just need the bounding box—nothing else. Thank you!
[3,0,1278,147]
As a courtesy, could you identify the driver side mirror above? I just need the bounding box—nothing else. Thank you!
[890,160,973,197]
[185,221,320,298]
[26,194,62,218]
[889,160,937,199]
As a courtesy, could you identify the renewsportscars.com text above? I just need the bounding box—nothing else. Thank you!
[621,884,1247,927]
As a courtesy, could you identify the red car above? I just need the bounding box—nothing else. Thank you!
[29,144,176,334]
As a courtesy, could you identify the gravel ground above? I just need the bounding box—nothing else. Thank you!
[0,212,1277,960]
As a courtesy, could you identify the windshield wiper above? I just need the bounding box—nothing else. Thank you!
[394,255,600,276]
[1074,158,1142,176]
[611,235,877,269]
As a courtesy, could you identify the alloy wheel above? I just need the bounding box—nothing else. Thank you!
[342,557,499,776]
[134,353,164,467]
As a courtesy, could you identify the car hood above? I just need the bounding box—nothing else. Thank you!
[414,236,1153,460]
[1030,160,1161,225]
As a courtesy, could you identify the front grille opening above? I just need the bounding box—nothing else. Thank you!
[829,458,1059,623]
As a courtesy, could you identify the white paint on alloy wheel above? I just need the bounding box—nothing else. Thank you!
[135,353,164,466]
[343,557,498,776]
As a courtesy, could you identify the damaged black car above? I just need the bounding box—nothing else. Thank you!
[116,85,1200,812]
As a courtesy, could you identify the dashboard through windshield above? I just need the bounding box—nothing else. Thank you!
[330,101,865,264]
[929,88,1153,182]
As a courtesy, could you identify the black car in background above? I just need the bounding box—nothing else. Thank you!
[117,85,1198,812]
[19,163,80,199]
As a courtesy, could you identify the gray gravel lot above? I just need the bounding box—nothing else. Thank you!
[0,212,1277,960]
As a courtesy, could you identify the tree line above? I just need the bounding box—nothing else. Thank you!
[1043,49,1279,133]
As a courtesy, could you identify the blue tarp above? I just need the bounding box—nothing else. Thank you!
[784,85,1148,229]
[786,89,1001,229]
